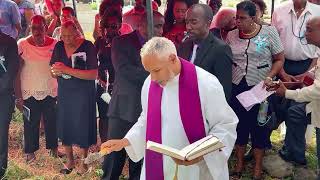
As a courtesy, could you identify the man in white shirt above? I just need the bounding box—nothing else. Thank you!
[272,17,320,170]
[101,37,238,180]
[272,0,320,81]
[271,0,320,165]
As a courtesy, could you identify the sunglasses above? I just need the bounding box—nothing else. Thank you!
[104,24,120,30]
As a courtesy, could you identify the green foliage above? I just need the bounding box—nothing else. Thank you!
[3,162,30,180]
[90,2,98,10]
[11,109,23,123]
[95,168,104,177]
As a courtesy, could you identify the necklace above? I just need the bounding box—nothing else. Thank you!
[240,24,257,36]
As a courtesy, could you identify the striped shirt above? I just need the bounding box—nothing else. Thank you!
[226,25,284,86]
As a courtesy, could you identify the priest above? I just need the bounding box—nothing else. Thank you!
[100,37,238,180]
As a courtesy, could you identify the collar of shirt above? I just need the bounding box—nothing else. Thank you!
[288,1,313,15]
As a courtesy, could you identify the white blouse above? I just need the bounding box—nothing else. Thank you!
[18,37,58,100]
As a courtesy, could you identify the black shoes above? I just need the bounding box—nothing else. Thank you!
[60,168,73,174]
[278,149,307,166]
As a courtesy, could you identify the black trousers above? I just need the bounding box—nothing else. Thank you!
[97,85,109,143]
[23,96,58,153]
[101,118,142,180]
[0,93,15,178]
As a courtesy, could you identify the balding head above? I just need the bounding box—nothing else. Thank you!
[189,4,214,23]
[305,16,320,47]
[141,37,180,87]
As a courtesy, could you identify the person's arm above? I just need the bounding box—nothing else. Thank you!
[93,14,101,41]
[47,15,58,36]
[202,73,238,178]
[101,78,150,161]
[267,52,285,79]
[24,8,35,36]
[111,36,149,87]
[212,44,233,102]
[285,76,320,102]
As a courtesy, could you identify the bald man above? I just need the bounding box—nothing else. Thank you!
[272,17,320,172]
[101,37,238,180]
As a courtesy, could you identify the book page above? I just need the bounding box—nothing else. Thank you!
[236,81,274,111]
[146,141,185,161]
[179,135,214,157]
[185,142,225,161]
[23,105,30,122]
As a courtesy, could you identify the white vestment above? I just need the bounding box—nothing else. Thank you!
[125,67,239,180]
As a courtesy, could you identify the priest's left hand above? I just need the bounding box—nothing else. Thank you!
[172,156,204,166]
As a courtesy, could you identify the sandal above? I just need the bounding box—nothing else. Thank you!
[60,168,73,174]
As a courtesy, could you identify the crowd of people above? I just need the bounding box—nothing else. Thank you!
[1,0,320,179]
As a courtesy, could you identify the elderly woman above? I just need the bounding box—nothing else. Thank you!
[226,1,284,179]
[163,0,194,47]
[50,20,98,175]
[16,15,59,163]
[210,8,236,41]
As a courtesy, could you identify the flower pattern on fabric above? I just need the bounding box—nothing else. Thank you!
[253,35,268,53]
[0,56,6,72]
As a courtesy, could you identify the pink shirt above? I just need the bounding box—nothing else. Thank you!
[18,36,58,100]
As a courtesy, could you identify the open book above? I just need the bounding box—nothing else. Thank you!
[146,135,224,161]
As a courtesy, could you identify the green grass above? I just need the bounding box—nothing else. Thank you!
[3,162,30,180]
[6,111,318,179]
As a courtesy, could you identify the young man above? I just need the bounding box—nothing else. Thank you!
[101,37,238,180]
[0,30,20,178]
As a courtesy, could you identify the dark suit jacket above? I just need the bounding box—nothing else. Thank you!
[108,31,149,123]
[94,36,115,94]
[177,32,233,101]
[0,32,19,95]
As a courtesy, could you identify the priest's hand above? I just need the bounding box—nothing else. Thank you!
[100,138,130,155]
[172,156,204,166]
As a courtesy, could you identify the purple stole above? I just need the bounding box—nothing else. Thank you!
[145,59,206,180]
